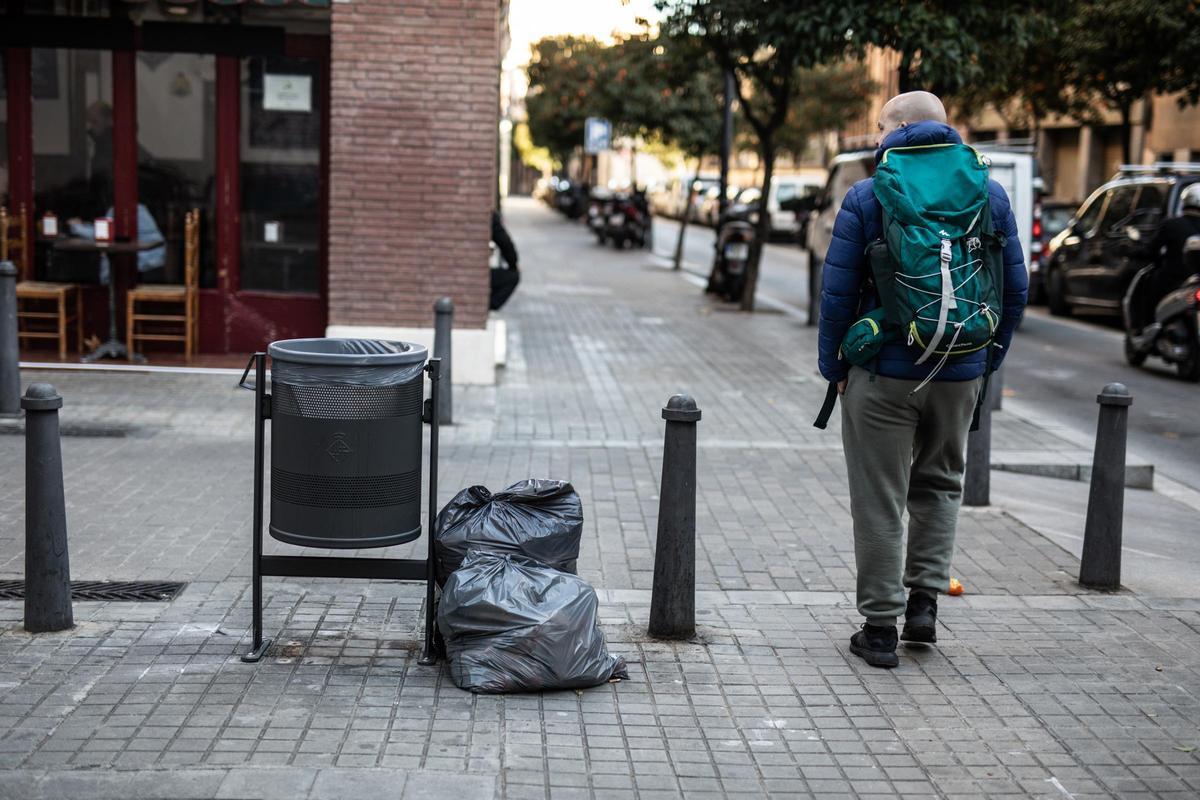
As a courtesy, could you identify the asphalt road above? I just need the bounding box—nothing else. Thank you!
[652,214,1200,491]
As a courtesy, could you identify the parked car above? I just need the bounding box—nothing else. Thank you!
[801,150,876,322]
[802,144,1036,323]
[728,177,824,240]
[1028,199,1076,303]
[1044,164,1200,317]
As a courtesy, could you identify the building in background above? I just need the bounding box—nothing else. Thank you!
[839,47,1200,204]
[2,0,504,382]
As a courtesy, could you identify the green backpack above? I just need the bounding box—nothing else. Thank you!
[815,143,1006,429]
[848,143,1005,377]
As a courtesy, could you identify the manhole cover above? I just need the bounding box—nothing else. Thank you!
[0,581,186,601]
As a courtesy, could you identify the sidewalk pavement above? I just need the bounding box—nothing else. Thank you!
[1,197,1198,799]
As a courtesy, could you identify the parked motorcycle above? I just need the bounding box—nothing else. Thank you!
[587,190,614,244]
[604,191,652,249]
[706,205,756,302]
[1122,235,1200,381]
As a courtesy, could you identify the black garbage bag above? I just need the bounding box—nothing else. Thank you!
[438,551,627,693]
[434,479,582,586]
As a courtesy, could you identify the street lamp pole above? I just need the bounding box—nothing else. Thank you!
[718,69,734,222]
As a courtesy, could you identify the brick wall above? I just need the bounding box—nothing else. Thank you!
[328,0,499,330]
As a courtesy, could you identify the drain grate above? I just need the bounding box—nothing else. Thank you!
[0,581,186,601]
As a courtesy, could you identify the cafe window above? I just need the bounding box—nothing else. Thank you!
[19,0,110,16]
[137,52,216,287]
[32,48,112,281]
[240,55,322,294]
[1,55,8,208]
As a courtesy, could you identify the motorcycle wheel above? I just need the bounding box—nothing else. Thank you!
[1046,265,1071,316]
[1178,337,1200,382]
[1123,332,1147,367]
[612,235,626,250]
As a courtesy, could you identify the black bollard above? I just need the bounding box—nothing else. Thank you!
[0,261,19,417]
[990,364,1004,411]
[433,297,453,425]
[22,383,73,632]
[1079,383,1131,591]
[963,387,992,507]
[649,394,701,639]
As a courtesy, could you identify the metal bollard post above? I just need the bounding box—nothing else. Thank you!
[1079,383,1131,591]
[433,297,453,425]
[0,261,20,417]
[22,383,73,632]
[649,394,701,639]
[990,364,1004,411]
[963,388,992,507]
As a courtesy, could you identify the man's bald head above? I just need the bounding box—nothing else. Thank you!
[877,91,947,146]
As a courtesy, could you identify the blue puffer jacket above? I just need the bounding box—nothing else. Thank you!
[817,121,1028,383]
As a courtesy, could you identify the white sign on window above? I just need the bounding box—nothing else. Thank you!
[263,74,312,113]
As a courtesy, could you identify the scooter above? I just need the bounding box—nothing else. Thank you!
[587,191,613,244]
[1122,235,1200,381]
[709,214,756,302]
[606,191,652,249]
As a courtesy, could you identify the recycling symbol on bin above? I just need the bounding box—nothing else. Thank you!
[326,432,353,464]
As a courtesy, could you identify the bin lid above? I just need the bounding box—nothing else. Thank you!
[268,338,428,366]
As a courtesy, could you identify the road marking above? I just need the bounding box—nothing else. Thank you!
[653,254,812,322]
[1023,308,1123,342]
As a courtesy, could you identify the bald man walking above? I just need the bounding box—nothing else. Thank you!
[818,92,1028,668]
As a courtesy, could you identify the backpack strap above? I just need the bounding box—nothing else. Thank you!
[813,381,839,430]
[969,345,995,432]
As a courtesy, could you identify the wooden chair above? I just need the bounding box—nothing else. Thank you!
[127,209,200,362]
[4,205,83,361]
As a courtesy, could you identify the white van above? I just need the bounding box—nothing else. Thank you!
[803,146,1035,319]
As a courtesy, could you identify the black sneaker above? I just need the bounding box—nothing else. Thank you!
[901,590,937,643]
[849,623,899,668]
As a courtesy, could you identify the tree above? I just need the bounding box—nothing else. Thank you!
[658,0,873,311]
[525,36,616,168]
[1059,0,1200,163]
[861,2,1048,98]
[939,1,1079,132]
[774,62,875,162]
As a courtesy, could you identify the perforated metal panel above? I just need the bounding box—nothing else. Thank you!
[269,371,425,549]
[272,467,420,509]
[272,380,422,420]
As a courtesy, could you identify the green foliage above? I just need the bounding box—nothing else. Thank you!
[775,62,875,160]
[937,1,1081,128]
[524,36,614,163]
[1060,0,1200,119]
[657,0,874,309]
[523,32,725,164]
[513,122,556,174]
[861,2,1044,97]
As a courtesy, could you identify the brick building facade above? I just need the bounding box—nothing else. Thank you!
[2,1,503,379]
[327,0,498,334]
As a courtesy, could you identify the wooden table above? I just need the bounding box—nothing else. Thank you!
[52,238,164,362]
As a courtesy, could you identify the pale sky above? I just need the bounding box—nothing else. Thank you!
[503,0,662,70]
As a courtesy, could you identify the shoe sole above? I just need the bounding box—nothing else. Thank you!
[849,641,898,668]
[900,623,936,644]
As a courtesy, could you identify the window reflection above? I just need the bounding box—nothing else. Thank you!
[1,55,8,207]
[32,48,112,282]
[137,52,216,287]
[240,55,322,294]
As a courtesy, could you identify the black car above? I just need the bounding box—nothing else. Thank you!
[1044,165,1200,316]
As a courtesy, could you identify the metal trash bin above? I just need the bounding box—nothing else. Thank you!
[239,341,443,665]
[267,338,428,549]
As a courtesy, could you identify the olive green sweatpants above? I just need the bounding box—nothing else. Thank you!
[840,366,983,626]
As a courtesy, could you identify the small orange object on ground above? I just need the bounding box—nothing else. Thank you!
[948,578,964,596]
